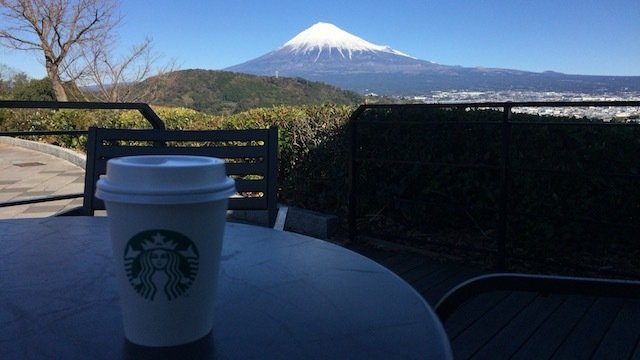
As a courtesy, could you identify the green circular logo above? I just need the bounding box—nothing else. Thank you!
[124,229,199,301]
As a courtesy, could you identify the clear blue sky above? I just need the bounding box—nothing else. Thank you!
[2,0,639,79]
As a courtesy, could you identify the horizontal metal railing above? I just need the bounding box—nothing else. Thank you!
[0,100,165,130]
[348,101,640,276]
[0,101,166,209]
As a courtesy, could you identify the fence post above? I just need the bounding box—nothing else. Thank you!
[497,105,512,270]
[347,106,365,243]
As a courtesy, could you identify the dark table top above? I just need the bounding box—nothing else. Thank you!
[0,216,452,359]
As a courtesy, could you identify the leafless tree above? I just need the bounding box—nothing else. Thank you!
[0,0,118,101]
[78,36,177,102]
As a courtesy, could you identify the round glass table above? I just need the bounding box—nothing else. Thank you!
[0,216,452,359]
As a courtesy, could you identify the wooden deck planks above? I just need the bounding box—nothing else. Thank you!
[551,297,626,359]
[590,299,640,359]
[471,294,568,359]
[349,243,640,359]
[444,291,511,339]
[449,292,538,359]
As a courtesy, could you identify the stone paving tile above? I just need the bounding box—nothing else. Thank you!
[0,187,31,193]
[68,198,83,206]
[23,191,56,197]
[37,178,78,190]
[0,143,85,218]
[41,169,71,173]
[23,204,69,214]
[52,185,85,195]
[11,211,49,219]
[0,205,29,218]
[0,193,24,201]
[58,173,85,178]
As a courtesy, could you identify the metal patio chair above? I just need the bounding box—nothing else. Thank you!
[59,126,281,228]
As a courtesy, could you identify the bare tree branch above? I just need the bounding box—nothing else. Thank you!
[2,0,173,102]
[0,0,118,101]
[76,35,175,102]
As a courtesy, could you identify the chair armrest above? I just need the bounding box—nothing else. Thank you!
[434,273,640,322]
[273,206,289,231]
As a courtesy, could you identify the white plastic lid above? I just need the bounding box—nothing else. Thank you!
[95,155,236,204]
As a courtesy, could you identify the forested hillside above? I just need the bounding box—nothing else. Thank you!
[135,69,362,114]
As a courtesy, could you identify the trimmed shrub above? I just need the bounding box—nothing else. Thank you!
[0,104,355,216]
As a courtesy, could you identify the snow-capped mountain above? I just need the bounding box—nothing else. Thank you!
[281,22,412,59]
[227,22,451,78]
[227,22,640,95]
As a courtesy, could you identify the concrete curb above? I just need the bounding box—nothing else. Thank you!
[283,206,338,240]
[0,136,86,169]
[231,206,338,239]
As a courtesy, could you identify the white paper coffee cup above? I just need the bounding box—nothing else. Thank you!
[96,155,235,347]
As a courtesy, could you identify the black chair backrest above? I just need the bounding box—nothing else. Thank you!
[80,126,278,225]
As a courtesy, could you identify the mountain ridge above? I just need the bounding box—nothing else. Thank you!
[227,23,640,95]
[136,69,361,114]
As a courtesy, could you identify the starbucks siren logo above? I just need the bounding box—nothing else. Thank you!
[124,229,199,301]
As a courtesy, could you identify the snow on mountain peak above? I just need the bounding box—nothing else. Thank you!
[281,22,412,59]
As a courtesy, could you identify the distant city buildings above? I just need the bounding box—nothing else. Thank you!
[401,90,640,121]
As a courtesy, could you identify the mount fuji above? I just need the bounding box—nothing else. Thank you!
[227,22,640,95]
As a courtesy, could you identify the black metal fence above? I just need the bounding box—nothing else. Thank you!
[0,100,165,209]
[348,101,640,278]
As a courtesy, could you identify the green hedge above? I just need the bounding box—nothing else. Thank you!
[0,104,355,214]
[218,105,355,212]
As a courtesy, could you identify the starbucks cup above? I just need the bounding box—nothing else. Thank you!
[95,155,235,347]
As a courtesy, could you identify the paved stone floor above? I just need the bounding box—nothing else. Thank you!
[0,143,84,218]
